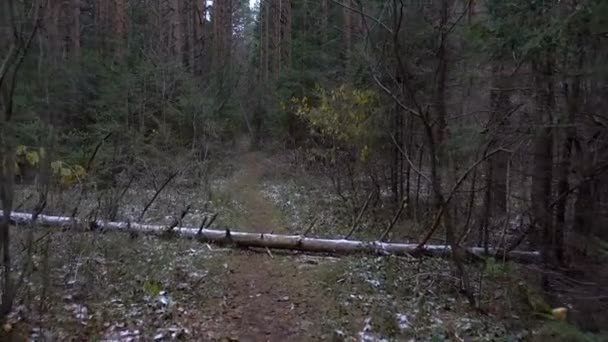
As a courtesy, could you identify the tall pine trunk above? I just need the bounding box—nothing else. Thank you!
[531,54,555,267]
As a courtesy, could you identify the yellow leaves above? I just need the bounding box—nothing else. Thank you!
[551,307,568,321]
[16,145,28,155]
[352,89,376,106]
[14,161,20,176]
[25,151,40,166]
[289,85,379,162]
[292,85,378,143]
[360,145,371,162]
[15,145,41,177]
[12,145,85,185]
[15,145,46,167]
[51,161,86,186]
[50,161,62,174]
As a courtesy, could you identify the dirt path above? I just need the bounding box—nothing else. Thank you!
[227,150,282,234]
[203,148,331,341]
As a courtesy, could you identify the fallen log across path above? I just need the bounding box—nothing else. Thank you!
[6,212,541,263]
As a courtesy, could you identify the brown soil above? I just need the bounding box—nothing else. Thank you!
[200,148,340,341]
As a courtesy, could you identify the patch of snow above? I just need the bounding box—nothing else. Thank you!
[157,291,172,308]
[349,294,364,301]
[65,304,89,324]
[396,313,411,330]
[358,317,389,342]
[103,323,142,341]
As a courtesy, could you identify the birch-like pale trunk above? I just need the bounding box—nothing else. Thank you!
[6,211,541,263]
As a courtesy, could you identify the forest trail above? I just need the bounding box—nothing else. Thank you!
[226,144,280,234]
[202,145,332,341]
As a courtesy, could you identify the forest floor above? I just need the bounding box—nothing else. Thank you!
[193,148,349,340]
[4,146,605,341]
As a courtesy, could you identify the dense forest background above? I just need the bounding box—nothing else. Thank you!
[1,0,608,339]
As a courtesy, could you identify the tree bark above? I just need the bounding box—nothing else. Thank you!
[321,0,328,41]
[280,0,292,70]
[530,55,555,265]
[113,0,127,59]
[69,0,80,58]
[169,0,183,58]
[212,0,232,72]
[342,0,352,67]
[488,64,509,215]
[6,211,542,262]
[556,48,583,263]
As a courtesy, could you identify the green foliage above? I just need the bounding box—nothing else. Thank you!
[467,0,607,63]
[517,282,552,315]
[51,161,87,186]
[370,306,400,337]
[291,85,380,156]
[14,118,45,147]
[143,279,163,296]
[14,144,87,186]
[539,321,606,342]
[483,257,514,280]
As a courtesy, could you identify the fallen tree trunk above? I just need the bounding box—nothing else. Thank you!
[6,212,541,263]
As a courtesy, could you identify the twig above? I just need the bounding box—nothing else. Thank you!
[507,162,608,252]
[197,213,218,234]
[14,193,34,211]
[497,157,512,261]
[301,216,318,237]
[137,171,178,222]
[345,192,373,239]
[331,0,393,34]
[416,148,510,249]
[166,205,191,233]
[198,217,208,234]
[379,198,407,242]
[85,133,112,173]
[372,72,422,118]
[205,213,218,228]
[72,133,113,218]
[265,247,274,258]
[391,134,432,185]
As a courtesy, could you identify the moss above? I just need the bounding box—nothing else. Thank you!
[536,321,607,342]
[370,305,400,337]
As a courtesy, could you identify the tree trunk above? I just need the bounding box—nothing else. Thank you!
[342,0,352,67]
[170,0,183,58]
[113,0,127,59]
[191,0,205,75]
[422,0,475,306]
[45,0,62,60]
[321,0,328,41]
[488,64,509,216]
[212,0,232,72]
[6,211,542,262]
[555,48,583,263]
[280,0,292,70]
[530,55,555,266]
[69,0,80,58]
